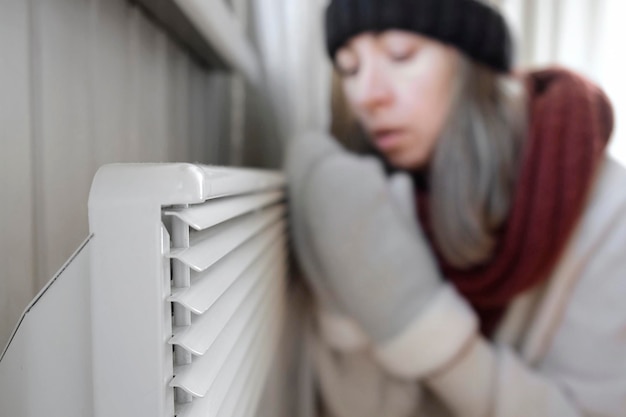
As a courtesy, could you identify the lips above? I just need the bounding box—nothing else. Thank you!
[371,128,404,151]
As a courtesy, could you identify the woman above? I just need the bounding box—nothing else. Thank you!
[286,0,626,416]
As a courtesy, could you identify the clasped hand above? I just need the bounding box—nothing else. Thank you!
[286,131,444,345]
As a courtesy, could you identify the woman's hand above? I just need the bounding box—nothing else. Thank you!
[287,131,480,387]
[286,131,444,345]
[285,131,371,352]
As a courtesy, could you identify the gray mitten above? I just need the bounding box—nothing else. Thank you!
[286,131,443,344]
[287,132,370,351]
[288,131,479,382]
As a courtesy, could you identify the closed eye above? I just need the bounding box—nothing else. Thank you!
[335,63,359,77]
[389,48,418,63]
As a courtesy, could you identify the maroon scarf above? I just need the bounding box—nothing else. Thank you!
[416,68,614,337]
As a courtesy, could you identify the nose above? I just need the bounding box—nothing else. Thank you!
[353,61,392,112]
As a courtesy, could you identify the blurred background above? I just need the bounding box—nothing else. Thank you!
[0,0,624,350]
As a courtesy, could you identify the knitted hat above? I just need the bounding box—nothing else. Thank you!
[325,0,514,73]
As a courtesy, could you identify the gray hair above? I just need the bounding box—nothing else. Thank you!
[430,57,526,268]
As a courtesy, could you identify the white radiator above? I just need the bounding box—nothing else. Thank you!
[0,163,288,417]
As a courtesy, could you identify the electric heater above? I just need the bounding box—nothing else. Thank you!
[0,163,288,417]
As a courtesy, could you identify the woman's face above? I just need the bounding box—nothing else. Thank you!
[335,30,460,170]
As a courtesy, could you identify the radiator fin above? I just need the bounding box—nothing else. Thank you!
[175,260,285,417]
[169,266,278,397]
[164,190,283,230]
[168,204,285,272]
[166,186,287,417]
[168,222,283,314]
[168,240,281,356]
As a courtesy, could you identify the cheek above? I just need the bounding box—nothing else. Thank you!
[395,55,456,134]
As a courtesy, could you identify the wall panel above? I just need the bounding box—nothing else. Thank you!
[0,0,232,348]
[0,0,36,352]
[33,0,95,289]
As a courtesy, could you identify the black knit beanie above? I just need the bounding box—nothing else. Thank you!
[325,0,513,73]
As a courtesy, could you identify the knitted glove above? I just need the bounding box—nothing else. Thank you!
[287,131,479,379]
[287,133,370,352]
[287,132,442,343]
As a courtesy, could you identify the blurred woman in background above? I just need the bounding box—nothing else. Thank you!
[286,0,626,415]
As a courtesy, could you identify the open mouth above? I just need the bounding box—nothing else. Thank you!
[372,129,404,151]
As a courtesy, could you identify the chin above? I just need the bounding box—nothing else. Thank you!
[387,152,428,171]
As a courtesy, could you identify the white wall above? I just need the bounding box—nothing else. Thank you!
[0,0,233,349]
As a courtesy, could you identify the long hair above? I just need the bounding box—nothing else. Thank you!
[331,56,527,268]
[431,57,527,267]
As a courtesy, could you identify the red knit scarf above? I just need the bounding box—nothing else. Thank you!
[416,68,614,337]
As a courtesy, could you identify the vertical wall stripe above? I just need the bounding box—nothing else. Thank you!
[0,0,36,350]
[0,0,233,348]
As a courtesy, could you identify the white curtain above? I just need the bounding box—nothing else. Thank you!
[251,0,331,144]
[496,0,626,164]
[249,3,331,417]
